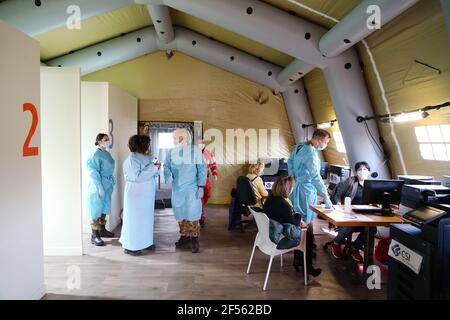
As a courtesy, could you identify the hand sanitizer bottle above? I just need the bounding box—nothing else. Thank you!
[344,197,352,214]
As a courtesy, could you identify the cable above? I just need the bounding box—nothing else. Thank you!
[363,120,384,156]
[362,120,395,178]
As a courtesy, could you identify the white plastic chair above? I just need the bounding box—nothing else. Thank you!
[246,207,308,290]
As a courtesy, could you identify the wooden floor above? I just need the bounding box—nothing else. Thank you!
[43,205,387,300]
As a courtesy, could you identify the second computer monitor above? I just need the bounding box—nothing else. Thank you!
[362,179,405,211]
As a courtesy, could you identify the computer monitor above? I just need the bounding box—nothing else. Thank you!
[320,162,329,180]
[362,179,405,215]
[328,164,351,189]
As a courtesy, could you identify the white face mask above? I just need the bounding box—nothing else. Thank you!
[357,169,370,180]
[173,138,180,147]
[316,144,327,151]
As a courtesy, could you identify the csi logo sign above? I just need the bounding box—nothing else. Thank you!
[391,244,411,261]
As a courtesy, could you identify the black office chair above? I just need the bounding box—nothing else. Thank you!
[235,176,263,232]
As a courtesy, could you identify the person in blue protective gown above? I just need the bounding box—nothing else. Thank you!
[164,128,207,253]
[119,134,161,256]
[288,129,334,270]
[86,133,116,246]
[288,128,334,223]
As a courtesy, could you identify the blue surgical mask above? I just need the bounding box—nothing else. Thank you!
[103,141,111,149]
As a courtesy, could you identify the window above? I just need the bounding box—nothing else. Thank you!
[333,131,347,153]
[158,132,174,149]
[414,125,450,161]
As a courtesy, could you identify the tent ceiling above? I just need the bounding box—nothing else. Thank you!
[261,0,360,28]
[36,5,151,61]
[36,1,363,65]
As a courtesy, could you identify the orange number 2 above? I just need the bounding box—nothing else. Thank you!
[22,102,39,157]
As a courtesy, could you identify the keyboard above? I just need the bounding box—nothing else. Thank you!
[351,205,383,213]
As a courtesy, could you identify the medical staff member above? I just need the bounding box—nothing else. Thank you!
[164,128,207,253]
[86,133,116,246]
[198,139,218,227]
[120,135,161,256]
[288,129,333,225]
[330,161,375,262]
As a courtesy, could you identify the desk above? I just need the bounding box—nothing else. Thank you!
[310,205,405,281]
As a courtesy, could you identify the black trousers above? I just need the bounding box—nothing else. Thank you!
[294,224,314,267]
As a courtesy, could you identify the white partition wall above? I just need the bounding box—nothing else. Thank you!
[107,84,138,230]
[40,67,83,256]
[0,21,45,299]
[81,82,109,234]
[81,82,138,235]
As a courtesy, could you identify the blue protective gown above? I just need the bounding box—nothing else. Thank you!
[119,153,159,251]
[288,143,330,225]
[164,144,207,222]
[86,148,116,220]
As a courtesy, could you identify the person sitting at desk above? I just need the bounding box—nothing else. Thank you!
[330,161,376,263]
[246,160,269,209]
[263,176,322,277]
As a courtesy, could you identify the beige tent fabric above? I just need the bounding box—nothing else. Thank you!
[82,51,295,204]
[36,4,295,67]
[303,69,349,167]
[262,0,360,28]
[169,8,295,67]
[37,5,151,61]
[357,0,450,179]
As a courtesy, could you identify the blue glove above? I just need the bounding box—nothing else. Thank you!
[324,198,334,209]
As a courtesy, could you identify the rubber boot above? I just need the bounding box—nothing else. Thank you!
[191,237,199,253]
[175,235,190,247]
[91,230,105,246]
[99,224,115,238]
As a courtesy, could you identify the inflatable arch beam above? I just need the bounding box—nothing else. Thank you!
[144,0,417,177]
[319,0,419,57]
[3,0,419,177]
[442,0,450,40]
[45,26,314,144]
[144,4,174,44]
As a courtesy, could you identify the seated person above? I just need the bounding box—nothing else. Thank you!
[330,161,377,263]
[246,160,269,209]
[263,176,322,277]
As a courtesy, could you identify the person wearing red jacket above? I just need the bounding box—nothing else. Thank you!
[198,140,218,227]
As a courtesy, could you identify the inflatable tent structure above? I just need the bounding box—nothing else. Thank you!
[0,0,449,301]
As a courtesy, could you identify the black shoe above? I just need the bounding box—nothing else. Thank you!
[145,245,155,251]
[124,249,143,256]
[307,266,322,277]
[99,224,115,238]
[91,230,105,246]
[200,219,205,228]
[191,237,199,253]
